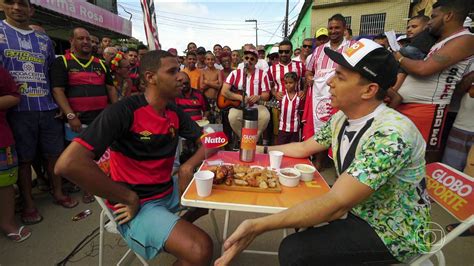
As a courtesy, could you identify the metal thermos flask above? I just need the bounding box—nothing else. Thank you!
[239,108,258,162]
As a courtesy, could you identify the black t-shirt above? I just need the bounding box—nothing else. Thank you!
[409,29,437,54]
[50,55,113,88]
[74,94,202,201]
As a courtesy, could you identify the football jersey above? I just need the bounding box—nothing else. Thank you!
[0,20,57,111]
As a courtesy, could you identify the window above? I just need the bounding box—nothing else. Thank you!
[344,16,352,29]
[359,13,386,35]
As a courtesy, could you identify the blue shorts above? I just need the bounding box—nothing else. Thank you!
[116,176,181,260]
[7,110,64,162]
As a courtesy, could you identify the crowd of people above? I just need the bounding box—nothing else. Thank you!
[1,0,473,265]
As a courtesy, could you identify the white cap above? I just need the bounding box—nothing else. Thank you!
[269,46,279,55]
[464,17,472,28]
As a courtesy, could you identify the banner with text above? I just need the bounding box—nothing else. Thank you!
[426,163,473,221]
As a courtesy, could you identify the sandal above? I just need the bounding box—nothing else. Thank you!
[82,193,95,204]
[21,208,43,225]
[6,226,31,242]
[445,223,474,237]
[54,196,79,208]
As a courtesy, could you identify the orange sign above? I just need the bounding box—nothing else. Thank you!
[240,128,258,150]
[345,41,365,57]
[426,163,474,221]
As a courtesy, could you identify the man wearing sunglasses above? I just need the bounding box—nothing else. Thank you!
[293,38,314,66]
[222,47,271,140]
[268,40,306,141]
[238,44,269,72]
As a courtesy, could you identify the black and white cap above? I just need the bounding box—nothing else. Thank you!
[324,38,398,90]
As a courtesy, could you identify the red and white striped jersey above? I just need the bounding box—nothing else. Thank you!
[267,60,306,93]
[225,68,270,97]
[306,39,355,76]
[279,92,301,132]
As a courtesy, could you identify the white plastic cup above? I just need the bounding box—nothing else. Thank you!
[194,170,215,197]
[269,150,284,169]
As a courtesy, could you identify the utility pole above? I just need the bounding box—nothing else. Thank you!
[245,19,258,46]
[284,0,289,37]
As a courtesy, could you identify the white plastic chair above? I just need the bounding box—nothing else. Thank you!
[409,163,474,266]
[95,196,148,266]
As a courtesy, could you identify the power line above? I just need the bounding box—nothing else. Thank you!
[118,1,283,24]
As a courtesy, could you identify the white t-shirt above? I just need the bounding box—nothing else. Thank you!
[453,93,474,131]
[339,104,386,166]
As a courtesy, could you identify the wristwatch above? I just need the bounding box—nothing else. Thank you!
[66,112,76,120]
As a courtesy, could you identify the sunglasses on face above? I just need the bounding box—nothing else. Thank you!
[279,50,291,54]
[302,45,312,49]
[244,56,256,62]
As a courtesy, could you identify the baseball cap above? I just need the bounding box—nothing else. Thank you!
[315,27,329,38]
[257,45,265,51]
[464,17,472,28]
[323,38,398,90]
[243,47,258,58]
[196,47,206,54]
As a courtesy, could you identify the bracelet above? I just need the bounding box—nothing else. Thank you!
[398,56,404,64]
[263,146,268,154]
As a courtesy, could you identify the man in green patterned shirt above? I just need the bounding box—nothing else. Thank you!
[216,39,431,266]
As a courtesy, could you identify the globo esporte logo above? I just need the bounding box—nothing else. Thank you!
[200,132,228,149]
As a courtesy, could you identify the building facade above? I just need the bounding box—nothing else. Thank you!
[1,0,131,53]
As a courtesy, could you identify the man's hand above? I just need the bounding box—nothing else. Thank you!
[68,117,82,133]
[247,95,261,105]
[215,219,260,266]
[113,193,140,225]
[178,163,195,195]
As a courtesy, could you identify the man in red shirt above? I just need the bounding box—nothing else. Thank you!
[55,50,212,264]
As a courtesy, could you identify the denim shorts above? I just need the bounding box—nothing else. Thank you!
[116,176,181,260]
[7,110,64,162]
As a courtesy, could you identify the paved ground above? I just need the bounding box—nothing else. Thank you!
[0,168,473,266]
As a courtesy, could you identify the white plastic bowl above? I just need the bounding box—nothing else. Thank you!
[294,164,316,182]
[278,168,301,187]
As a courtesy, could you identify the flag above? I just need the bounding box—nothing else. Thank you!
[140,0,160,50]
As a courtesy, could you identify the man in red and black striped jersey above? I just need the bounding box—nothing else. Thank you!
[55,50,213,264]
[52,27,117,132]
[127,47,141,94]
[175,72,209,121]
[221,47,271,139]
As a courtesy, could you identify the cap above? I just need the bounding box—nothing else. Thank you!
[315,27,329,38]
[396,34,408,42]
[323,38,398,90]
[269,46,279,55]
[243,47,258,58]
[257,45,265,51]
[167,48,177,55]
[464,17,472,28]
[196,47,206,54]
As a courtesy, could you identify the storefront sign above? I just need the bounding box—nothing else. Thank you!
[426,163,473,221]
[31,0,132,36]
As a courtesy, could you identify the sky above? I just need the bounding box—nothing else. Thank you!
[117,0,304,55]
